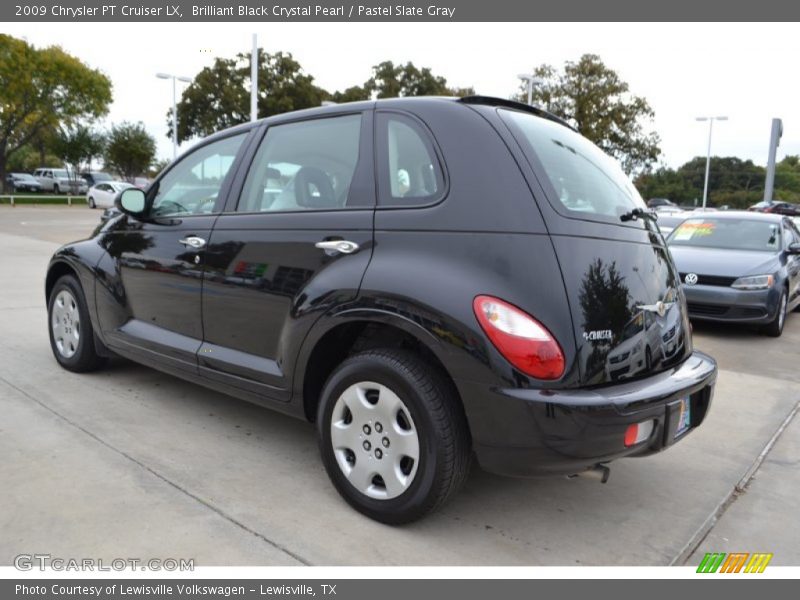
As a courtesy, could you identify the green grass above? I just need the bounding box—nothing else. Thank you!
[0,195,86,206]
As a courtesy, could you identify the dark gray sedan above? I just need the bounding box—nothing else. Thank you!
[667,212,800,336]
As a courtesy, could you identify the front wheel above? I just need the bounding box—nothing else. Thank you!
[763,289,787,337]
[88,197,96,209]
[48,274,105,372]
[317,350,471,524]
[53,184,60,194]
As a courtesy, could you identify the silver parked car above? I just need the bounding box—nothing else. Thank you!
[33,168,88,194]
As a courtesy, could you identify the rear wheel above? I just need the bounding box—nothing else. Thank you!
[88,196,96,209]
[48,275,105,372]
[763,289,787,337]
[53,184,60,194]
[317,349,470,524]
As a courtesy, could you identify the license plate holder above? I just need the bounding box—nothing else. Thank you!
[674,396,692,438]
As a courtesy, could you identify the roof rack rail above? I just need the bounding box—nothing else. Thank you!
[458,95,576,131]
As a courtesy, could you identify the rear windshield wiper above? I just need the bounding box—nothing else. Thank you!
[620,208,658,223]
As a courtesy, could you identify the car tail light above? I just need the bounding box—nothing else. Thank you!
[624,420,654,447]
[473,295,565,380]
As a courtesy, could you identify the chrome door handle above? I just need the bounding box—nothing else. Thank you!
[315,240,360,254]
[179,236,206,249]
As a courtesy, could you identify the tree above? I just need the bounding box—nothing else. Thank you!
[634,156,771,209]
[0,35,112,191]
[148,158,171,178]
[329,85,370,104]
[519,54,660,175]
[173,50,327,142]
[172,50,473,143]
[52,124,105,192]
[774,155,800,199]
[365,61,473,98]
[104,122,156,182]
[635,166,696,204]
[6,143,60,173]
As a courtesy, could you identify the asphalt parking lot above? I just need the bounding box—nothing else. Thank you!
[1,205,798,566]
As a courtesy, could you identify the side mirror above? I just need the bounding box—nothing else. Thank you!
[788,242,800,255]
[115,187,147,217]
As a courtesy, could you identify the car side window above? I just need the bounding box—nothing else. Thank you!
[150,133,246,218]
[236,114,363,213]
[376,112,444,206]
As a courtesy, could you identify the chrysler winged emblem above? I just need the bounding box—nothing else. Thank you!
[637,300,673,318]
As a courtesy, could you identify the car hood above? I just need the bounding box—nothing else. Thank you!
[668,246,779,277]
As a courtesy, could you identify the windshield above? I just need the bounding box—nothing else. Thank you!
[499,109,645,220]
[14,174,36,181]
[668,218,782,252]
[657,215,686,230]
[92,172,113,181]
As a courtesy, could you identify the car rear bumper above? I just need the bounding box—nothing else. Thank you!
[458,351,717,477]
[683,284,780,323]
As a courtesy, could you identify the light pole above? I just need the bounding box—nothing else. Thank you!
[157,72,193,159]
[696,116,728,210]
[250,33,258,122]
[517,73,541,106]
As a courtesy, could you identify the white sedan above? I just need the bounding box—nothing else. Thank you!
[86,181,135,209]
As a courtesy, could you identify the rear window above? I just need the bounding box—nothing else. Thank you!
[499,109,645,221]
[668,218,782,252]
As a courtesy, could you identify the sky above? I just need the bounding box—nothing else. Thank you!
[3,22,800,168]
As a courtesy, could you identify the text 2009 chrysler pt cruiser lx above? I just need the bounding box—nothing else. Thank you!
[46,96,717,523]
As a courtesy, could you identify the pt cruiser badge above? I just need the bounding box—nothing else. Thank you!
[583,330,613,341]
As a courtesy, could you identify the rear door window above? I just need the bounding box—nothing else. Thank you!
[499,108,646,223]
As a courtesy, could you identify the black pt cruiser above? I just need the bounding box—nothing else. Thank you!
[46,96,717,523]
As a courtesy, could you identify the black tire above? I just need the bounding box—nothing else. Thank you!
[53,184,60,194]
[47,274,105,372]
[88,197,96,209]
[763,288,787,337]
[645,346,652,371]
[317,349,471,524]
